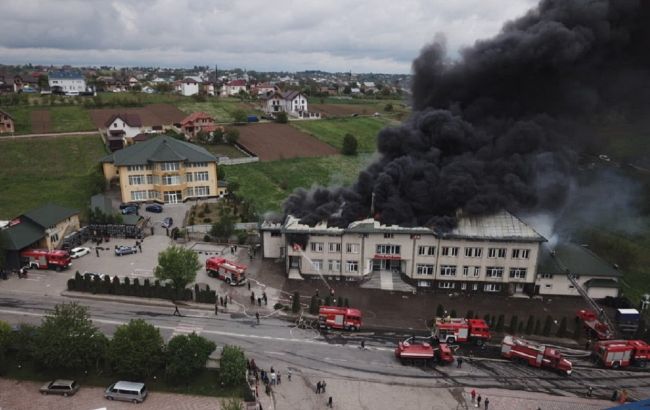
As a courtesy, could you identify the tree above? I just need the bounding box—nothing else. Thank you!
[465,310,474,319]
[309,295,319,315]
[436,304,445,318]
[165,332,216,383]
[341,133,358,156]
[108,319,165,379]
[534,319,541,335]
[220,345,247,386]
[495,314,505,332]
[275,111,288,124]
[556,317,568,338]
[509,315,519,334]
[210,206,236,241]
[154,246,201,298]
[221,398,244,410]
[384,103,393,112]
[224,127,240,144]
[232,109,248,124]
[525,315,534,334]
[292,291,301,313]
[542,315,553,336]
[33,303,107,371]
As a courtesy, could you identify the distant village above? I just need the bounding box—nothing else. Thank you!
[0,64,410,98]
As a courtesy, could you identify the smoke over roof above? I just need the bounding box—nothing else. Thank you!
[284,0,650,230]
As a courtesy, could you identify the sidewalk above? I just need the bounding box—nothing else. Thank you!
[256,372,613,410]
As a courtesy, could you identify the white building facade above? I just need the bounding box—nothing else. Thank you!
[180,78,199,96]
[48,71,87,93]
[261,211,621,297]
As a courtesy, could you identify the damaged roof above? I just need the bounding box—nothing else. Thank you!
[537,242,622,278]
[442,210,545,242]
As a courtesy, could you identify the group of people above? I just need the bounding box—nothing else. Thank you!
[316,381,333,407]
[470,389,489,409]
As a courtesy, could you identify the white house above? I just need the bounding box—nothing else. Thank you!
[48,71,87,93]
[222,79,247,96]
[260,90,320,119]
[105,113,143,139]
[180,78,199,96]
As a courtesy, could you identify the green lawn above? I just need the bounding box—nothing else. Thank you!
[50,106,95,132]
[291,117,392,152]
[224,154,373,212]
[0,106,32,133]
[198,143,248,159]
[0,135,107,218]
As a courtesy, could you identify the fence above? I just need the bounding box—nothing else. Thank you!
[186,222,258,234]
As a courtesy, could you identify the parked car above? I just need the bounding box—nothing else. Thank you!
[105,381,148,403]
[40,379,80,397]
[161,217,173,228]
[121,206,138,215]
[115,246,137,256]
[145,204,163,213]
[119,202,140,210]
[70,247,90,259]
[83,272,109,281]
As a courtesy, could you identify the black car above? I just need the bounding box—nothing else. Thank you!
[145,204,163,213]
[114,246,137,256]
[121,206,138,215]
[119,202,140,210]
[161,217,173,228]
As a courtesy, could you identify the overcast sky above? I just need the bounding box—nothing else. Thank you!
[0,0,539,73]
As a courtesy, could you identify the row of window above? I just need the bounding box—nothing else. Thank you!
[128,162,209,172]
[417,264,527,279]
[309,259,358,273]
[432,246,529,259]
[128,172,210,186]
[434,282,503,292]
[186,186,210,197]
[310,242,359,254]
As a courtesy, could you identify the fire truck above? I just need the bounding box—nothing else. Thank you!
[432,317,491,345]
[20,249,72,271]
[318,306,362,331]
[205,257,247,285]
[576,309,613,340]
[394,337,454,367]
[501,335,573,375]
[592,339,650,369]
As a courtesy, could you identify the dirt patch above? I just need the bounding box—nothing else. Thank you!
[311,104,380,118]
[237,123,338,161]
[30,110,52,133]
[89,103,186,128]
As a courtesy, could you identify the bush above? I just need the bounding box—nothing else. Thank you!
[525,315,534,334]
[273,303,284,310]
[220,345,247,386]
[203,218,212,223]
[534,319,541,335]
[496,315,505,332]
[384,103,393,112]
[436,304,445,318]
[466,310,474,319]
[509,315,519,334]
[203,234,211,242]
[275,111,288,123]
[341,133,358,155]
[165,333,216,383]
[108,319,165,379]
[67,278,76,291]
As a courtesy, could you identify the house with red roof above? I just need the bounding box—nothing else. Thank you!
[221,79,247,96]
[180,112,220,139]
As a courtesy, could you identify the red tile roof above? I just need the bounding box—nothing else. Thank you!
[181,112,214,125]
[227,79,247,86]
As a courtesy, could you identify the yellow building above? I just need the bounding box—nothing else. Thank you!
[100,135,220,204]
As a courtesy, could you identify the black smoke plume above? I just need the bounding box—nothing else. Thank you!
[284,0,650,230]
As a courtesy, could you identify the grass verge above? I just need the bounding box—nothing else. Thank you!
[291,117,391,152]
[50,106,95,132]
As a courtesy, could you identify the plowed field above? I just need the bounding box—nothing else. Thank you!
[89,103,186,128]
[237,123,338,161]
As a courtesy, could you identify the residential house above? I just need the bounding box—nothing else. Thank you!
[100,135,220,204]
[260,90,320,119]
[252,82,279,97]
[105,114,144,151]
[0,203,80,269]
[141,85,155,94]
[0,109,14,133]
[180,112,220,139]
[201,82,215,96]
[48,70,87,94]
[180,78,199,96]
[222,79,247,96]
[362,81,376,93]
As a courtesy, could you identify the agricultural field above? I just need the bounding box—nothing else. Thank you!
[1,106,33,133]
[50,106,95,132]
[0,105,95,134]
[0,135,107,218]
[198,143,248,159]
[223,153,375,213]
[236,123,338,161]
[291,117,394,153]
[89,104,186,128]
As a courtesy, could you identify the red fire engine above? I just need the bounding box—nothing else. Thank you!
[20,249,71,271]
[432,317,491,345]
[395,337,454,367]
[576,309,613,340]
[318,306,362,331]
[501,335,573,375]
[205,257,247,286]
[592,339,650,369]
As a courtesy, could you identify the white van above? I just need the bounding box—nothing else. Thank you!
[105,381,148,403]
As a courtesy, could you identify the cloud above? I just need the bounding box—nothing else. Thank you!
[0,0,538,72]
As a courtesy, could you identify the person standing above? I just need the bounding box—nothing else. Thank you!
[484,398,489,410]
[457,357,463,368]
[477,394,482,408]
[256,312,260,324]
[173,305,181,316]
[263,292,268,305]
[322,380,327,393]
[248,281,251,290]
[471,389,476,404]
[288,369,292,381]
[316,381,321,394]
[327,396,333,408]
[277,371,281,384]
[95,247,100,257]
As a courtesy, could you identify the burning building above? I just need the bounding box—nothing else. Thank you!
[261,211,621,297]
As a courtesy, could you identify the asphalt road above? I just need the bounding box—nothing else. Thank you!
[1,289,649,405]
